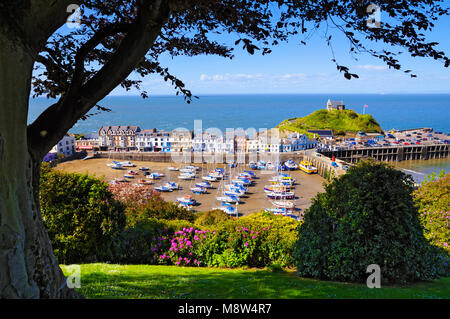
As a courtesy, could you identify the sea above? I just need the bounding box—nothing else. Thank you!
[28,93,450,182]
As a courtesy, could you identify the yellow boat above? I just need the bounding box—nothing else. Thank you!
[299,161,318,174]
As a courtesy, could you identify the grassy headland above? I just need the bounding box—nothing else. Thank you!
[277,109,383,137]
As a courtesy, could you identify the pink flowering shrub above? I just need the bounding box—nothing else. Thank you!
[158,212,301,268]
[115,218,195,264]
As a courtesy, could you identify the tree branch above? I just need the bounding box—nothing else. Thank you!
[27,0,171,158]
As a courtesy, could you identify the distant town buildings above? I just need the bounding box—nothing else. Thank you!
[93,125,321,154]
[50,135,75,157]
[75,133,99,152]
[136,128,172,152]
[326,99,345,111]
[98,125,141,151]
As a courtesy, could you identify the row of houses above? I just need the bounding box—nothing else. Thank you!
[93,125,319,153]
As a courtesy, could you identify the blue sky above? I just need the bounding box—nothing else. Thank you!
[70,3,450,96]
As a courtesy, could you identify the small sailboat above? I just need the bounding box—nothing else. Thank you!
[120,161,136,167]
[178,173,195,180]
[123,174,135,179]
[196,181,212,189]
[164,182,180,190]
[177,195,196,206]
[138,179,153,185]
[214,203,239,215]
[284,160,298,170]
[266,191,295,200]
[155,185,173,192]
[202,175,217,182]
[167,166,179,171]
[191,187,207,194]
[127,170,138,175]
[216,195,239,204]
[139,167,150,171]
[272,200,295,209]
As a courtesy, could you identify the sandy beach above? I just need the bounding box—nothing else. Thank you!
[55,158,325,217]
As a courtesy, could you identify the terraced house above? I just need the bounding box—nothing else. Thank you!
[98,125,141,151]
[136,128,172,152]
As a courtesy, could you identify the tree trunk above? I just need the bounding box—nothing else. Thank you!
[0,34,80,298]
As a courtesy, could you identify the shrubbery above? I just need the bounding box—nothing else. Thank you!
[114,218,195,264]
[108,183,195,225]
[40,163,126,264]
[159,212,301,268]
[413,172,449,276]
[294,161,442,284]
[194,210,231,226]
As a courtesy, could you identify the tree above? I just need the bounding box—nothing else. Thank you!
[294,161,441,284]
[0,0,449,298]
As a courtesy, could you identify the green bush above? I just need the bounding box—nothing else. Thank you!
[40,163,126,264]
[294,161,442,284]
[413,172,449,275]
[194,210,231,226]
[114,217,196,264]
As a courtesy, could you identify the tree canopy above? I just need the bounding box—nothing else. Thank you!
[1,0,449,158]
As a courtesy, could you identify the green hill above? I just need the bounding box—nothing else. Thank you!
[277,109,383,137]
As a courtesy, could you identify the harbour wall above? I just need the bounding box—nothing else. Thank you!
[96,151,305,164]
[319,144,449,164]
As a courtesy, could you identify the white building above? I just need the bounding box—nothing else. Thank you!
[50,135,76,157]
[136,129,172,152]
[326,99,345,111]
[192,132,235,154]
[281,133,318,152]
[171,130,193,152]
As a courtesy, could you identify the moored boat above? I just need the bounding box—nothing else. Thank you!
[299,160,318,174]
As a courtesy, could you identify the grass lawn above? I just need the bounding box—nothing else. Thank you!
[61,264,450,299]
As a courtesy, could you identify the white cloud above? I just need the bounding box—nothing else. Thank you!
[200,73,264,82]
[355,64,388,71]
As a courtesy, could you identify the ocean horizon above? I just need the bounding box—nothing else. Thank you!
[29,93,450,134]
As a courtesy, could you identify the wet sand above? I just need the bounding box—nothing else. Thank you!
[55,158,325,217]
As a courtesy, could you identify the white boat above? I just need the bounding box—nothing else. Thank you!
[191,187,207,194]
[167,166,179,171]
[178,174,194,180]
[202,176,217,182]
[179,168,195,173]
[155,185,173,192]
[272,200,295,209]
[266,191,295,200]
[216,196,239,204]
[284,160,298,170]
[120,161,136,167]
[214,204,238,215]
[224,190,244,197]
[196,181,212,189]
[163,182,180,190]
[177,195,196,206]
